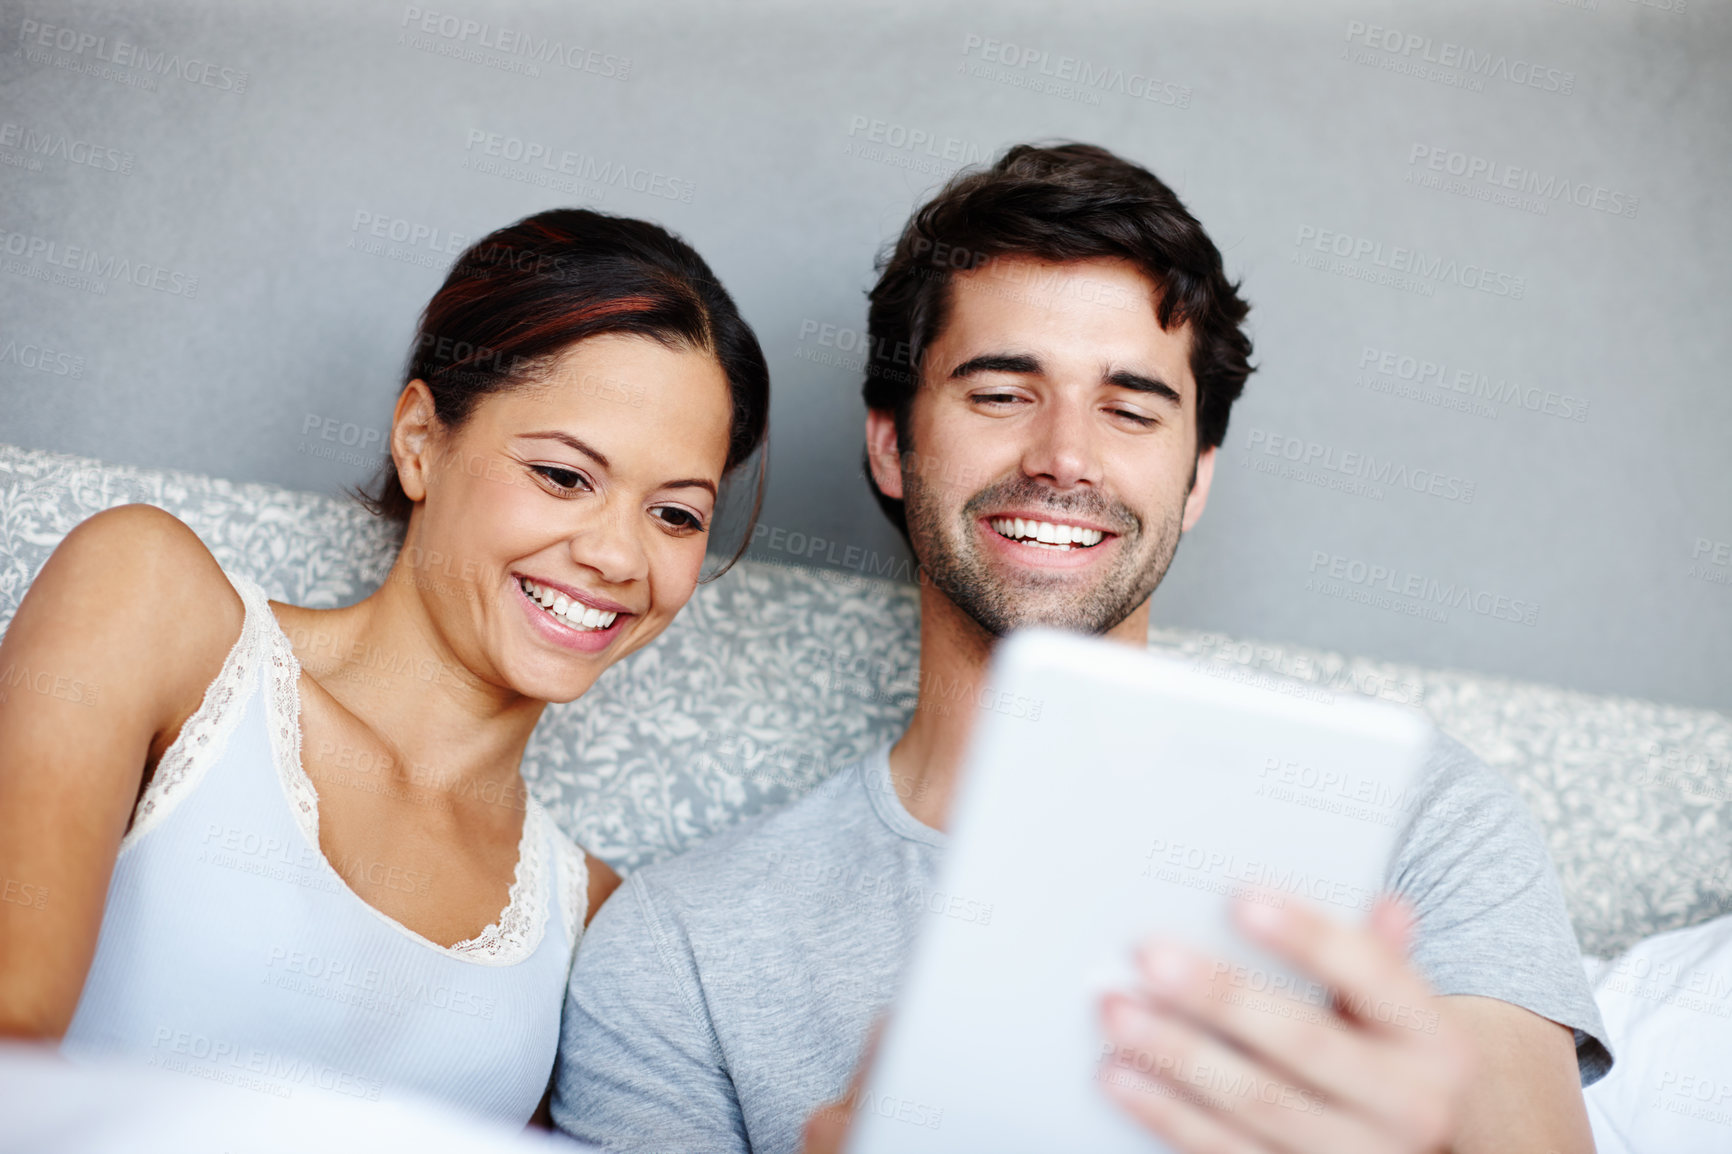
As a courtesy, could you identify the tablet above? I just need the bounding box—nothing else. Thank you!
[846,628,1434,1154]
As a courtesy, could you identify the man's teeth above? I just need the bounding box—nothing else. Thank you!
[518,577,618,630]
[989,518,1105,549]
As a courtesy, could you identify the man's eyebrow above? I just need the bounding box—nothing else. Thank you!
[949,353,1043,379]
[949,355,1182,408]
[1106,369,1182,408]
[519,431,717,497]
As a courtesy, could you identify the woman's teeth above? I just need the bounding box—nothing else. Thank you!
[989,518,1105,549]
[518,577,619,631]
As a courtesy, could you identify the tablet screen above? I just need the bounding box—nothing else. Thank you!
[848,628,1433,1154]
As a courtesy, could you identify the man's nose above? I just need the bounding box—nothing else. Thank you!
[1021,399,1100,490]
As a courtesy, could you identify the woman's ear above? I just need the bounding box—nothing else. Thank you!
[391,380,440,503]
[864,408,905,501]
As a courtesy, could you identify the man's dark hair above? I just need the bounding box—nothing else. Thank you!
[861,142,1254,539]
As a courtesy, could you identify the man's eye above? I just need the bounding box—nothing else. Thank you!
[1112,409,1157,427]
[972,392,1025,405]
[532,465,590,493]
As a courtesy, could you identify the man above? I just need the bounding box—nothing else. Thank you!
[551,144,1610,1154]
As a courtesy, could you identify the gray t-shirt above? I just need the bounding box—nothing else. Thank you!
[552,735,1611,1154]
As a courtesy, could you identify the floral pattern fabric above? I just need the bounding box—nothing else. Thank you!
[1,442,1725,957]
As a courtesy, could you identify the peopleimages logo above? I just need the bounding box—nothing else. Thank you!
[0,122,133,174]
[843,115,992,177]
[1358,346,1590,423]
[398,6,631,79]
[0,227,199,298]
[1307,552,1541,628]
[462,130,694,203]
[1244,427,1476,504]
[1342,20,1575,95]
[1141,838,1377,913]
[1293,226,1525,299]
[350,210,468,256]
[958,33,1192,109]
[1687,537,1731,588]
[793,318,909,378]
[1406,144,1638,220]
[18,18,249,93]
[0,337,84,378]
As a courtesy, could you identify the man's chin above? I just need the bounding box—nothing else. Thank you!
[946,585,1138,639]
[913,519,1166,640]
[990,607,1129,638]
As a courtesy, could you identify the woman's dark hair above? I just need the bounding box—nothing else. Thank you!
[862,142,1254,540]
[360,208,769,576]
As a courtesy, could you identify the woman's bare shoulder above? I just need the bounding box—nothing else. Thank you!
[17,505,245,707]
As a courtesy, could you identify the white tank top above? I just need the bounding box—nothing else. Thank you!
[61,572,589,1125]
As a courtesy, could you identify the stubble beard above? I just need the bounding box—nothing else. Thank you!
[902,468,1186,639]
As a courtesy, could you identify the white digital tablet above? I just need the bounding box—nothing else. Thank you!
[847,628,1434,1154]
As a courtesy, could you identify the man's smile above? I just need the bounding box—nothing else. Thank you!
[987,515,1111,550]
[974,512,1127,574]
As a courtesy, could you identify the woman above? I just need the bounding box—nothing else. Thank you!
[0,209,769,1125]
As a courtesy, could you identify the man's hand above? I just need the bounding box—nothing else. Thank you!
[800,1023,880,1154]
[1100,894,1474,1153]
[801,1095,852,1154]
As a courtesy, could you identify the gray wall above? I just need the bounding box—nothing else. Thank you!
[2,0,1727,711]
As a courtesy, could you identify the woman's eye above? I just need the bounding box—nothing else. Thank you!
[532,465,590,493]
[654,507,705,532]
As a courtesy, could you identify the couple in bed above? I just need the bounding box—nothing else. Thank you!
[0,143,1609,1154]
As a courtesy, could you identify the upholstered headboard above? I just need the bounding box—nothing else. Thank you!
[1,442,1726,957]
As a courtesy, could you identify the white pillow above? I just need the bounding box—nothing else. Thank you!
[0,1043,588,1154]
[1583,915,1732,1153]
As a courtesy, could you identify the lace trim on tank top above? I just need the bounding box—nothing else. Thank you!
[120,572,267,851]
[241,574,554,966]
[121,570,586,964]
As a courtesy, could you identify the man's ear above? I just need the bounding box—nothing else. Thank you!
[864,408,905,501]
[391,380,441,503]
[1181,445,1216,532]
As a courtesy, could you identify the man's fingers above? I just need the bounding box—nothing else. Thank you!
[1101,994,1398,1154]
[1367,895,1416,959]
[1227,895,1471,1143]
[850,1018,885,1098]
[1100,1062,1266,1154]
[1132,939,1422,1113]
[800,1100,851,1154]
[1232,894,1432,1036]
[1119,897,1470,1147]
[800,1017,885,1154]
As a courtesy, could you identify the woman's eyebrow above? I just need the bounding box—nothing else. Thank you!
[520,431,716,497]
[519,431,609,468]
[662,478,718,497]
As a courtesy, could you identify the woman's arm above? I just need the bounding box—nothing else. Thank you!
[0,504,243,1037]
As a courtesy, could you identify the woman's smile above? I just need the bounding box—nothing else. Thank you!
[511,571,633,654]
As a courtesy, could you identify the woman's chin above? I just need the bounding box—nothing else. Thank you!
[511,668,604,706]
